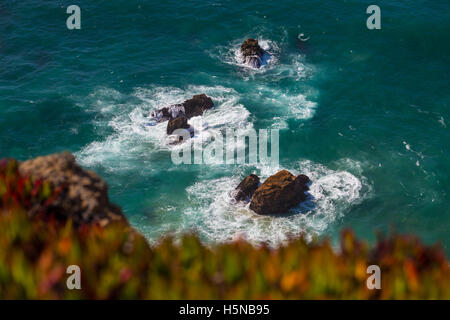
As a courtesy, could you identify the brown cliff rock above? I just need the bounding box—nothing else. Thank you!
[19,152,126,227]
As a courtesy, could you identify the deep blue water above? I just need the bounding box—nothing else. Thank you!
[1,1,449,250]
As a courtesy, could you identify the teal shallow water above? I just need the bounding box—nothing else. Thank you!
[1,1,449,250]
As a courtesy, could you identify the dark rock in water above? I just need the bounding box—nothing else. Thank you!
[149,94,213,143]
[167,115,190,135]
[295,174,310,187]
[166,116,194,145]
[151,94,214,123]
[183,94,214,119]
[241,38,265,57]
[240,38,265,68]
[167,127,194,145]
[234,174,260,202]
[249,170,310,215]
[18,152,127,227]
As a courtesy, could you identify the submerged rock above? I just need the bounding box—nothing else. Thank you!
[19,152,127,227]
[240,38,265,68]
[233,174,260,202]
[249,170,310,215]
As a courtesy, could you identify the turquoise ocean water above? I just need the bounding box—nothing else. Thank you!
[1,1,449,251]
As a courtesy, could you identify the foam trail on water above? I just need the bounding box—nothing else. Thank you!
[249,84,318,129]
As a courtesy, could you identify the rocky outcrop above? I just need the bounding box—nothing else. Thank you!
[19,152,127,227]
[183,94,214,119]
[240,38,265,69]
[152,104,185,123]
[151,94,214,123]
[233,174,260,202]
[150,94,213,144]
[249,170,310,215]
[167,115,190,135]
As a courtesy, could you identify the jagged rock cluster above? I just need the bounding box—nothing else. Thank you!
[150,93,214,143]
[240,38,266,69]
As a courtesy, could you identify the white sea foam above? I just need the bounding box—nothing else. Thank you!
[254,85,317,120]
[184,159,367,247]
[206,37,317,128]
[403,141,424,159]
[225,38,280,71]
[74,80,316,171]
[244,84,317,129]
[73,34,326,244]
[76,85,253,170]
[268,54,314,82]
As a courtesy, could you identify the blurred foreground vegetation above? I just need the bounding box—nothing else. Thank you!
[1,159,449,299]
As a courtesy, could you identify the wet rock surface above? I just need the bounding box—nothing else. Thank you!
[19,152,127,227]
[233,174,260,202]
[240,38,265,68]
[167,115,190,135]
[151,94,214,123]
[249,170,310,215]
